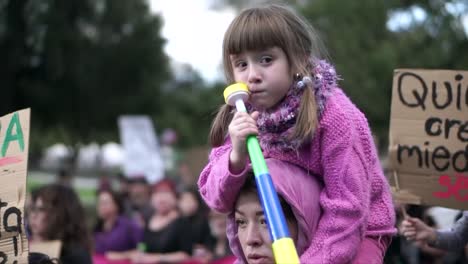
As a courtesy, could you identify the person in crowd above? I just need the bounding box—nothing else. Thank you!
[228,159,322,264]
[178,187,218,264]
[390,205,447,264]
[106,179,194,263]
[178,187,213,247]
[125,176,153,227]
[28,184,92,264]
[93,189,143,255]
[98,174,112,192]
[198,3,395,263]
[117,172,131,201]
[56,168,72,187]
[205,209,236,264]
[401,207,468,255]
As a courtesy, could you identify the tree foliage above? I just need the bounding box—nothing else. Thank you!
[157,77,225,148]
[1,0,170,151]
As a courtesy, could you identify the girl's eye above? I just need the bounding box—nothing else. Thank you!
[235,61,247,68]
[260,217,267,226]
[236,218,247,228]
[260,56,272,64]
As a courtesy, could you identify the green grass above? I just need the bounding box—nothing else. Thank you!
[77,187,97,205]
[26,179,43,192]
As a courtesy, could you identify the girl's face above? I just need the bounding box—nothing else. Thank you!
[230,47,292,110]
[97,192,118,219]
[235,192,298,264]
[28,198,48,240]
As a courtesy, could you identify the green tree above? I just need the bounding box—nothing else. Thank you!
[1,0,170,155]
[156,67,224,148]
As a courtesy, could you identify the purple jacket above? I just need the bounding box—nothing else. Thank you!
[94,216,143,254]
[198,87,396,263]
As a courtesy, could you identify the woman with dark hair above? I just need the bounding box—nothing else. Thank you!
[226,159,323,264]
[93,189,143,255]
[28,184,92,264]
[178,187,215,262]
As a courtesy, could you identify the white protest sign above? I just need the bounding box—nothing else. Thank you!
[118,116,164,184]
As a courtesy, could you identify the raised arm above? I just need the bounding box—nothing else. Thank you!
[198,142,249,213]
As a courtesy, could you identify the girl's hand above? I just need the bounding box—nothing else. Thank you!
[400,217,437,246]
[228,111,259,173]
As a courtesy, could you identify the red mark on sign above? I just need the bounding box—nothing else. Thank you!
[0,156,22,167]
[433,174,468,202]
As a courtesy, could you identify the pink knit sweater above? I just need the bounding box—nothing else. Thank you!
[199,87,396,263]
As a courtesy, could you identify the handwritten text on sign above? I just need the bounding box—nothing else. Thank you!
[389,69,467,209]
[0,109,30,264]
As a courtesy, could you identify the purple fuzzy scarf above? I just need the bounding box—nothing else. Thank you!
[247,60,338,152]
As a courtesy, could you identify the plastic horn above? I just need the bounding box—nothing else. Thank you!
[224,83,300,264]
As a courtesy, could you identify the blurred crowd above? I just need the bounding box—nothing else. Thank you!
[23,161,468,264]
[25,172,235,264]
[25,171,468,264]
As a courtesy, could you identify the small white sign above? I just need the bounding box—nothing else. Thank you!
[118,116,164,184]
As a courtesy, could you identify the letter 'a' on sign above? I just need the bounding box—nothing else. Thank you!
[1,112,25,157]
[388,69,468,210]
[0,109,30,263]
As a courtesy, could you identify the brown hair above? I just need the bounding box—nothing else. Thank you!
[94,189,124,232]
[210,3,327,147]
[236,173,296,225]
[31,184,92,252]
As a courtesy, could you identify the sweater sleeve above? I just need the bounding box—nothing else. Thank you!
[301,96,371,264]
[431,211,468,251]
[197,142,250,213]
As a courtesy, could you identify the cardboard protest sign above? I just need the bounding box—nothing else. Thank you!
[118,115,164,184]
[0,109,30,263]
[388,69,468,210]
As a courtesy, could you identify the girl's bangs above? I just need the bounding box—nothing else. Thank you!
[226,13,285,54]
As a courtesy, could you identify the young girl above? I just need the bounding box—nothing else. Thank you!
[198,3,396,263]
